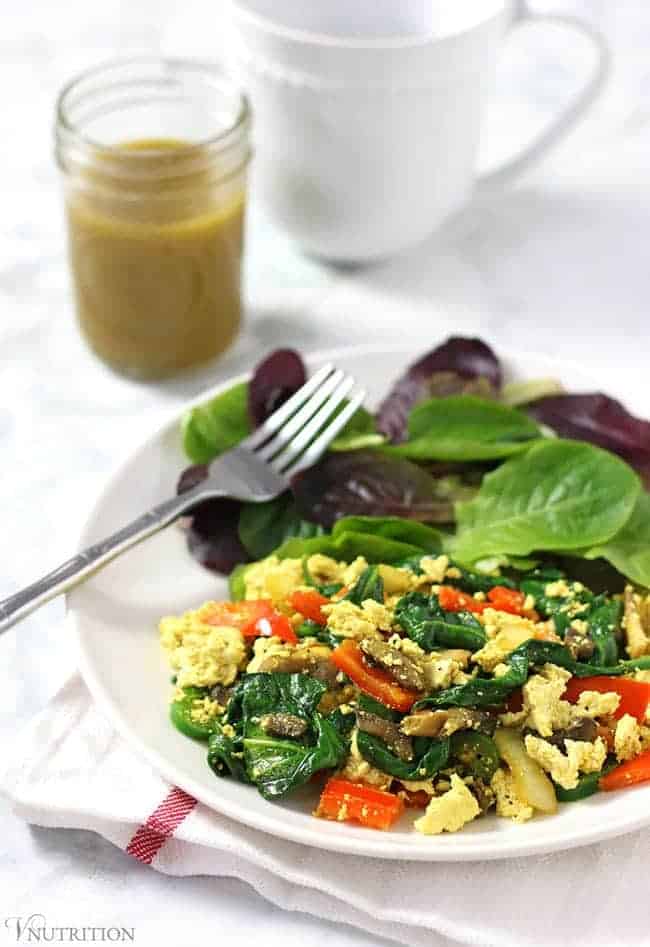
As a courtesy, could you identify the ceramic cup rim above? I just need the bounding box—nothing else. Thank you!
[227,0,511,50]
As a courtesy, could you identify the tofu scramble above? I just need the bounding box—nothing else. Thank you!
[160,553,650,834]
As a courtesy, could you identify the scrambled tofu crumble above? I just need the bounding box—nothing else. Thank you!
[160,551,650,836]
[491,768,534,823]
[524,736,607,790]
[322,599,392,640]
[615,714,643,761]
[414,774,480,835]
[160,611,246,688]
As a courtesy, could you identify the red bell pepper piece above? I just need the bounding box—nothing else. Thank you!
[330,639,418,712]
[200,600,297,643]
[600,748,650,792]
[487,586,527,616]
[316,777,404,829]
[250,611,298,644]
[438,586,487,615]
[288,589,330,625]
[563,676,650,722]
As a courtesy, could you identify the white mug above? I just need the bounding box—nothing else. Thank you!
[227,0,609,262]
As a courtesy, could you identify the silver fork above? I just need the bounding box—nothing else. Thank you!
[0,365,365,634]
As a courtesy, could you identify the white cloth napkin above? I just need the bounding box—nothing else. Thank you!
[1,674,648,947]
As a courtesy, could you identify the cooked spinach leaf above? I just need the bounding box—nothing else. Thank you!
[221,673,346,798]
[519,571,591,636]
[519,571,621,663]
[226,672,326,725]
[554,761,617,802]
[416,640,633,711]
[395,591,486,652]
[586,598,621,666]
[443,565,516,593]
[356,730,450,780]
[295,620,340,648]
[328,707,357,741]
[207,721,248,782]
[344,565,384,605]
[244,714,345,799]
[453,440,641,563]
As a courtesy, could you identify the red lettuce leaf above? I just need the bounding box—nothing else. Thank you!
[528,393,650,486]
[291,449,456,528]
[248,348,306,427]
[177,463,250,575]
[177,462,209,495]
[187,499,251,575]
[376,336,502,442]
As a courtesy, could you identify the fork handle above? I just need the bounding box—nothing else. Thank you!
[0,487,211,635]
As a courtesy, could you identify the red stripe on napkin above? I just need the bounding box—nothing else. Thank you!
[126,786,197,864]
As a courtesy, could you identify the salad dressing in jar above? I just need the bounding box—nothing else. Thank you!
[55,60,251,380]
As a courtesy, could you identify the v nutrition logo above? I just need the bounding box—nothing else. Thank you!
[3,916,135,942]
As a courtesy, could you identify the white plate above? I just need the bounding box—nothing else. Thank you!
[69,341,650,861]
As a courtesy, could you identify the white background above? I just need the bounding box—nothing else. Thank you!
[2,1,650,944]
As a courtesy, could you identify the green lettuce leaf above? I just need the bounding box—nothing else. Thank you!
[386,395,541,462]
[329,406,385,452]
[273,515,442,564]
[182,384,380,464]
[228,563,252,601]
[453,440,641,563]
[238,495,325,560]
[584,492,650,588]
[182,383,250,464]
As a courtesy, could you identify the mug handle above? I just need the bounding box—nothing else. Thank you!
[477,0,610,190]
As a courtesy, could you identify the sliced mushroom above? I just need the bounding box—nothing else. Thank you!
[359,637,425,691]
[356,709,413,761]
[258,645,339,686]
[401,707,496,739]
[563,626,595,662]
[259,713,308,739]
[624,586,650,659]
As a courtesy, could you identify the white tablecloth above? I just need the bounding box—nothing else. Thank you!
[2,1,650,945]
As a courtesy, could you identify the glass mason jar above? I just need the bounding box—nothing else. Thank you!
[55,59,251,380]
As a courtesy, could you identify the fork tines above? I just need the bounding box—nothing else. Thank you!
[242,364,366,477]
